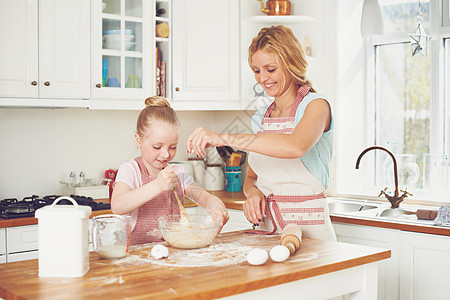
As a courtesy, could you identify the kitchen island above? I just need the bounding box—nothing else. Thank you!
[0,230,390,300]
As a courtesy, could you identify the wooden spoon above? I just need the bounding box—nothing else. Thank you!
[173,190,190,223]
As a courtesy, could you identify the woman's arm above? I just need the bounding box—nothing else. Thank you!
[187,98,331,159]
[243,165,266,224]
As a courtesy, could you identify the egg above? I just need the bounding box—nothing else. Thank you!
[151,244,169,259]
[246,248,269,265]
[269,245,290,262]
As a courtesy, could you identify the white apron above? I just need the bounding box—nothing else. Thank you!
[248,86,336,241]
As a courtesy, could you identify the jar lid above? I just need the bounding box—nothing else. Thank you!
[35,196,92,219]
[206,163,224,167]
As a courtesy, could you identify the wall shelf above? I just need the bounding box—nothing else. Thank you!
[246,15,315,24]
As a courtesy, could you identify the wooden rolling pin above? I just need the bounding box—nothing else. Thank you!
[280,224,302,255]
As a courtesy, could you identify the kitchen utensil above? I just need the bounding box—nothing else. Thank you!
[225,166,242,192]
[158,214,220,249]
[92,214,131,259]
[35,196,92,277]
[257,0,291,15]
[216,146,229,163]
[280,224,302,255]
[237,150,247,166]
[173,190,190,223]
[203,164,225,191]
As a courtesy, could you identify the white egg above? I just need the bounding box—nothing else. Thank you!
[269,245,290,262]
[151,244,169,259]
[246,248,269,265]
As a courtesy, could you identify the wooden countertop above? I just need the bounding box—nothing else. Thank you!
[0,230,390,300]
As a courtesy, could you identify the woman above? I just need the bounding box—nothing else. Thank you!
[187,25,335,241]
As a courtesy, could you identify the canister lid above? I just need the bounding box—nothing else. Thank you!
[35,196,92,219]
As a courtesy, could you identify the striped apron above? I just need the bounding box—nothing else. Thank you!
[129,156,183,245]
[248,85,336,241]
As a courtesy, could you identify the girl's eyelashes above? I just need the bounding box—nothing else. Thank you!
[153,145,161,150]
[268,69,276,73]
[170,146,177,150]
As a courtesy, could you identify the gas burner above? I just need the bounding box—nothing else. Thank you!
[0,194,111,219]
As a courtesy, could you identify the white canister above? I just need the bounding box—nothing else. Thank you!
[35,196,92,277]
[188,157,206,187]
[170,161,194,177]
[203,164,225,191]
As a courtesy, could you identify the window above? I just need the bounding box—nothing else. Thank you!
[336,0,449,202]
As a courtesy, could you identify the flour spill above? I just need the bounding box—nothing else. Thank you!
[112,234,317,268]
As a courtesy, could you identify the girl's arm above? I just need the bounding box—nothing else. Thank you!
[187,98,331,159]
[185,183,229,226]
[111,165,178,214]
[243,165,265,224]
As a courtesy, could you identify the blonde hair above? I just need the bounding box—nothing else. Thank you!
[248,25,315,92]
[136,96,179,137]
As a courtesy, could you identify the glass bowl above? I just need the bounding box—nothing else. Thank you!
[157,214,220,249]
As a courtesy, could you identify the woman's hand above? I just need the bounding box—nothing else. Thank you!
[243,191,266,226]
[186,127,223,158]
[155,165,178,192]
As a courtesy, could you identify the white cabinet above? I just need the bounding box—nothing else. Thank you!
[399,231,450,300]
[6,224,39,263]
[222,209,250,233]
[333,223,400,300]
[171,0,240,110]
[90,0,155,110]
[0,0,90,105]
[333,222,450,300]
[0,228,6,264]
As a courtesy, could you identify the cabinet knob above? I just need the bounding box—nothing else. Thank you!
[31,81,37,86]
[96,83,101,88]
[175,87,180,92]
[44,81,50,86]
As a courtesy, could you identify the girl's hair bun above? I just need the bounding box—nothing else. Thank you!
[144,96,171,108]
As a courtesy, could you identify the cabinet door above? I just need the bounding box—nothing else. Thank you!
[0,228,6,255]
[0,0,39,98]
[39,0,90,99]
[6,225,39,254]
[172,0,240,104]
[333,223,400,300]
[399,231,450,300]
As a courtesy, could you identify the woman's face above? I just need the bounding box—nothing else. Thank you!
[135,119,179,176]
[251,50,294,98]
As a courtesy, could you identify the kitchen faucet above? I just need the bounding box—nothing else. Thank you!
[355,146,411,208]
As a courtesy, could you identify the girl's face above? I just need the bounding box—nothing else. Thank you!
[251,50,294,98]
[135,119,179,176]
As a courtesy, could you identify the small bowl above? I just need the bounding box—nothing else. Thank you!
[103,34,135,42]
[158,214,220,249]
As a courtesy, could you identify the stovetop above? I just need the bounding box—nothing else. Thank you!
[0,195,111,219]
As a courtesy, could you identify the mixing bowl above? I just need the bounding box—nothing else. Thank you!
[158,214,220,249]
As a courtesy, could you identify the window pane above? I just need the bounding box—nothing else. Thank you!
[379,0,430,33]
[375,43,430,191]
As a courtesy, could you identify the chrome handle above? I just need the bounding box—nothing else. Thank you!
[44,81,50,86]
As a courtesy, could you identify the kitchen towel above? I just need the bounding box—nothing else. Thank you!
[433,206,450,226]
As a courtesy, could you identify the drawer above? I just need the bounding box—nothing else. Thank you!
[0,255,6,264]
[7,250,38,263]
[6,225,38,253]
[0,228,6,255]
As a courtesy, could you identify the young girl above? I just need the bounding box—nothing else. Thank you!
[112,96,229,245]
[187,25,336,241]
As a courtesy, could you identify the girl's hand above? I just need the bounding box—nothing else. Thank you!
[186,127,223,158]
[243,192,266,225]
[155,165,178,192]
[208,200,229,227]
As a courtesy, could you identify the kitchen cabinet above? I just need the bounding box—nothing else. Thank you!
[222,209,250,233]
[333,222,450,300]
[0,0,90,106]
[6,224,38,263]
[171,0,241,110]
[399,231,450,300]
[90,0,156,110]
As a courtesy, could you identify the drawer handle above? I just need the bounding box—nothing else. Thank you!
[44,81,50,86]
[96,83,101,88]
[31,81,37,86]
[175,87,180,92]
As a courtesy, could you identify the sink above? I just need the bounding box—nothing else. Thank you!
[377,208,407,217]
[328,202,378,213]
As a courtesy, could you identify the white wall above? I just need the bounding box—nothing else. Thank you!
[0,108,251,199]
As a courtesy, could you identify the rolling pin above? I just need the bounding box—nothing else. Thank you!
[280,224,302,255]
